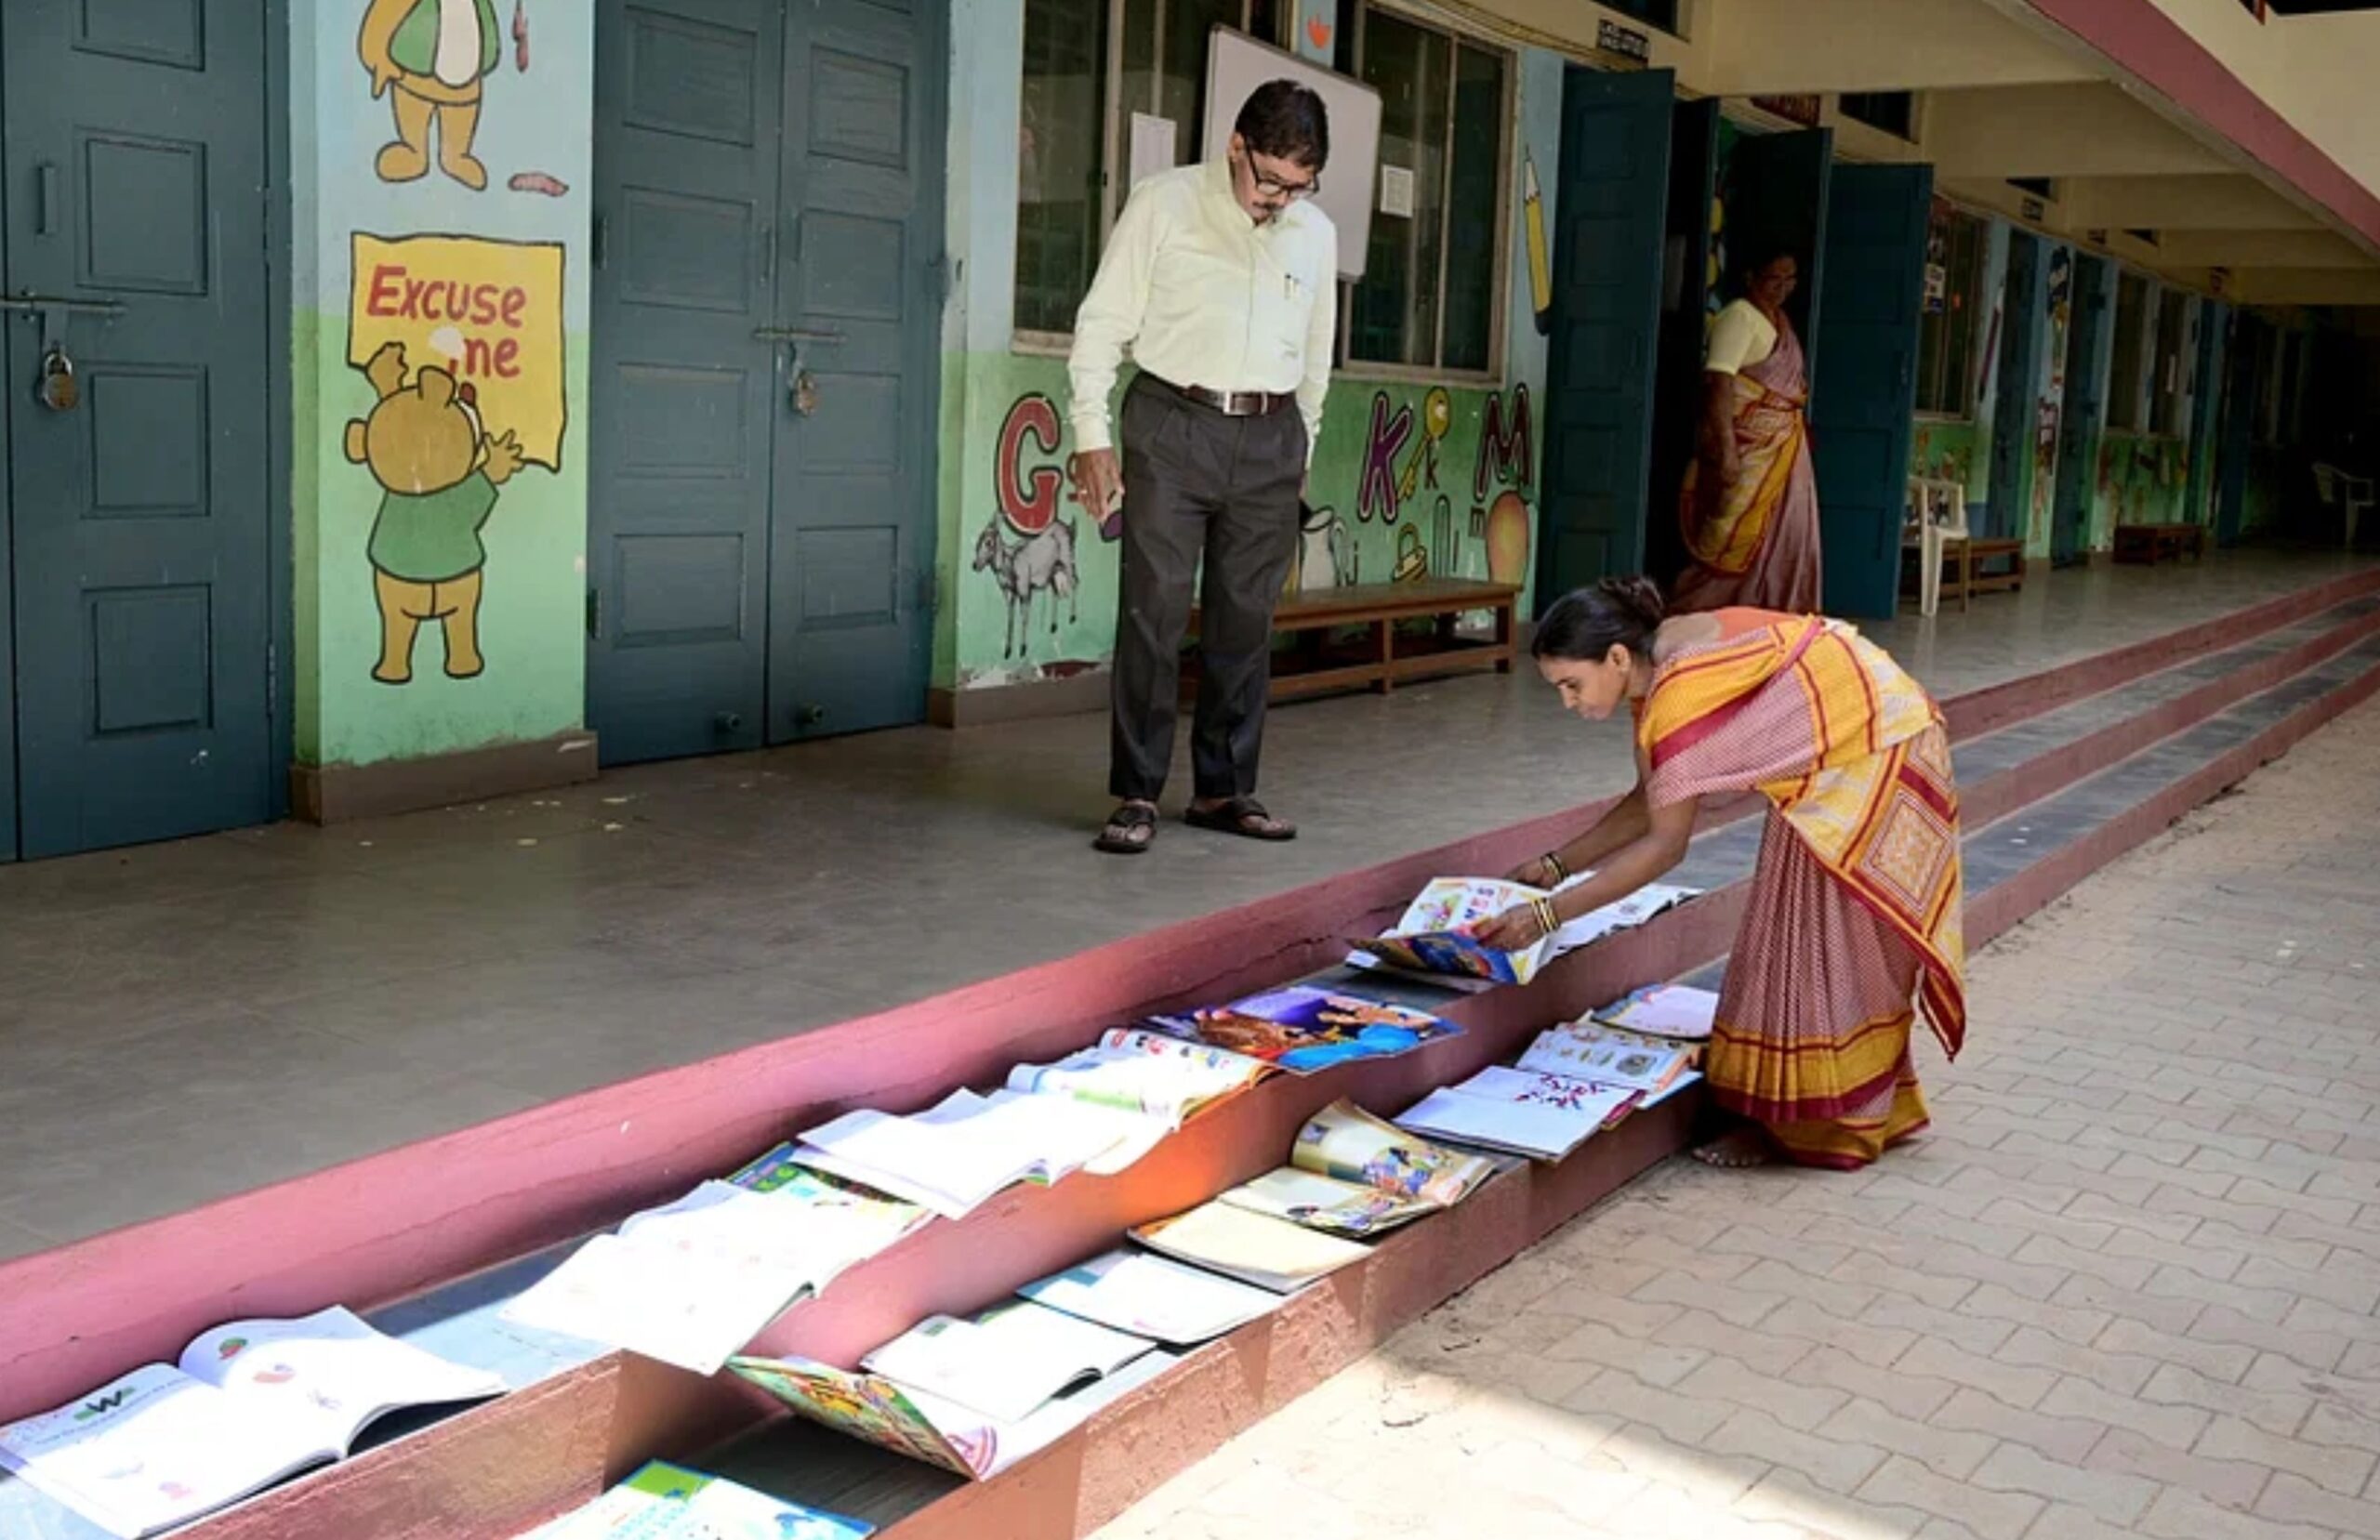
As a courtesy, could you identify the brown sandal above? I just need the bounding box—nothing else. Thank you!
[1184,796,1296,841]
[1094,801,1158,855]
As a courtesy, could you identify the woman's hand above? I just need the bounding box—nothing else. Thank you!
[1472,904,1551,954]
[1505,855,1557,888]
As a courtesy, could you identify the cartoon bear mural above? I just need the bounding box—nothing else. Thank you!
[360,0,505,190]
[344,341,525,683]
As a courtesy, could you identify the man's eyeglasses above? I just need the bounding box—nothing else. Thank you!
[1248,163,1320,202]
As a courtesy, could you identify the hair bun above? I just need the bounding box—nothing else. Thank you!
[1595,574,1668,631]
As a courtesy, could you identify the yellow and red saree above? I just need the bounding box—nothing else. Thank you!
[1674,323,1822,615]
[1639,616,1965,1168]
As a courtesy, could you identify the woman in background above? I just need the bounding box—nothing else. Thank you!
[1675,250,1822,615]
[1478,578,1964,1170]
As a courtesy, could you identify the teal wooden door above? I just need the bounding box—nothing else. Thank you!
[1535,67,1673,599]
[1645,97,1719,592]
[1988,232,2041,541]
[1809,162,1930,621]
[2186,299,2223,526]
[1726,128,1832,362]
[764,0,943,742]
[2051,254,2111,567]
[589,0,940,765]
[1,0,276,859]
[2217,309,2258,545]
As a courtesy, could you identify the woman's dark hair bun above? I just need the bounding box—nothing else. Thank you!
[1531,574,1669,665]
[1595,574,1668,632]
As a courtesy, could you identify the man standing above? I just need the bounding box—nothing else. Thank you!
[1068,81,1336,855]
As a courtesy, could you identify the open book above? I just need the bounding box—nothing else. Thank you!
[859,1300,1154,1426]
[1143,985,1460,1073]
[1516,1020,1699,1093]
[528,1460,872,1539]
[1220,1099,1495,1237]
[1006,1027,1275,1125]
[1130,1200,1372,1294]
[502,1176,929,1375]
[792,1086,1165,1219]
[0,1307,503,1539]
[1017,1249,1285,1346]
[1396,1067,1641,1162]
[1354,876,1703,990]
[1593,982,1721,1041]
[728,1344,1171,1481]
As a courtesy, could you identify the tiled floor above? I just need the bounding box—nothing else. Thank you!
[1091,691,2380,1540]
[0,551,2369,1255]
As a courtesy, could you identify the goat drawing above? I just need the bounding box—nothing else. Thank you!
[973,515,1079,658]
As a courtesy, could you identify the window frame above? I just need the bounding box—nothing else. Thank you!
[1008,0,1516,389]
[1337,3,1516,383]
[1911,204,1985,422]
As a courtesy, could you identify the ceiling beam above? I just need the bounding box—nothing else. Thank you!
[2227,268,2380,306]
[2152,229,2373,268]
[1924,84,2230,179]
[2059,175,2322,231]
[1699,0,2097,95]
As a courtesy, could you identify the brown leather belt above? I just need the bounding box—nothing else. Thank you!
[1157,377,1294,417]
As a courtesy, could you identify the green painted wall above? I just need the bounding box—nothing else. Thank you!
[2092,431,2194,546]
[289,5,592,770]
[945,358,1542,689]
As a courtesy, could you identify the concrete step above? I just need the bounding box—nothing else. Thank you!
[7,570,2380,1540]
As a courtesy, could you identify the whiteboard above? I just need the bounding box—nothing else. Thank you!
[1201,29,1382,282]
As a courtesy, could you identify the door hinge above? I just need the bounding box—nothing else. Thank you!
[929,253,953,304]
[917,568,939,613]
[586,586,602,640]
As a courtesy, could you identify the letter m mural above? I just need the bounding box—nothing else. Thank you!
[1474,384,1533,504]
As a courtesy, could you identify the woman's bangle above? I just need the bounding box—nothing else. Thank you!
[1530,896,1562,941]
[1540,850,1568,885]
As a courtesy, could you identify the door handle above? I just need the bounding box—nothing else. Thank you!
[752,327,844,345]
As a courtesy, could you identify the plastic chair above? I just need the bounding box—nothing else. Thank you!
[1904,476,1971,617]
[2314,463,2373,551]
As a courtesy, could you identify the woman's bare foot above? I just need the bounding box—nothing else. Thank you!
[1691,1128,1777,1169]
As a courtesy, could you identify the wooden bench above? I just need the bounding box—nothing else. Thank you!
[2113,521,2209,566]
[1964,537,2028,597]
[1186,577,1523,703]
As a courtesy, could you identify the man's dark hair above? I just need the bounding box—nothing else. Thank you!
[1236,80,1330,170]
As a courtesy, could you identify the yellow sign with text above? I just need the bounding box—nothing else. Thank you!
[348,233,567,468]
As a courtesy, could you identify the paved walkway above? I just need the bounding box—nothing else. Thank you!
[1091,694,2380,1540]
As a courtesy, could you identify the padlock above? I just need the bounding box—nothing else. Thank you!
[791,369,818,418]
[36,348,76,413]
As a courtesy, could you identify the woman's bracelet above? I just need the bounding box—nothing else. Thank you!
[1530,896,1562,941]
[1540,850,1569,885]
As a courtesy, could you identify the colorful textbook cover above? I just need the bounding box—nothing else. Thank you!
[527,1460,871,1539]
[1144,985,1459,1073]
[1362,877,1555,986]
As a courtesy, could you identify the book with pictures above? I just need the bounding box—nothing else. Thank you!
[526,1459,872,1539]
[1128,1199,1371,1294]
[1359,876,1555,986]
[503,1176,929,1375]
[728,1345,1171,1481]
[1395,1066,1641,1162]
[1016,1249,1285,1346]
[1144,984,1459,1073]
[1353,876,1704,990]
[858,1299,1154,1425]
[1005,1027,1275,1125]
[790,1086,1166,1219]
[1516,1020,1698,1093]
[1219,1099,1495,1237]
[0,1307,504,1539]
[1592,982,1720,1041]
